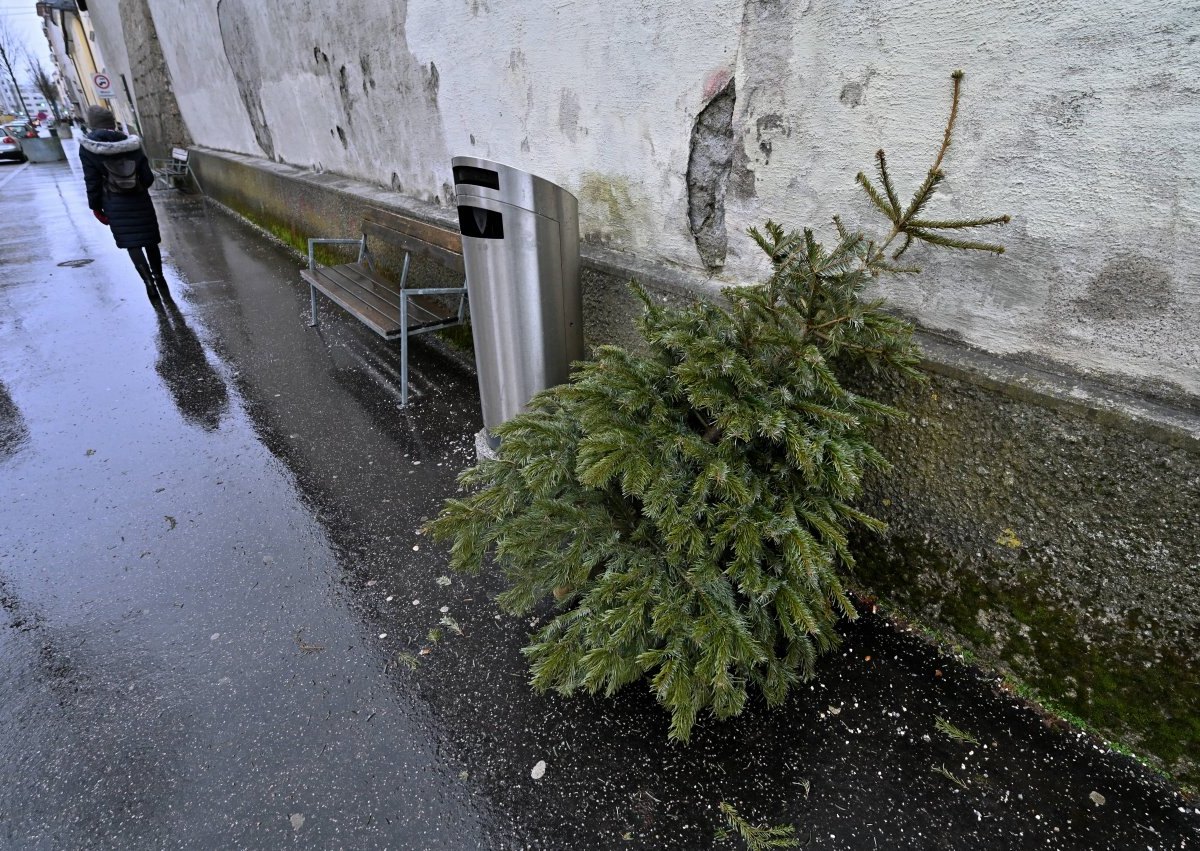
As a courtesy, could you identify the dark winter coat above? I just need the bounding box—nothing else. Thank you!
[79,130,161,249]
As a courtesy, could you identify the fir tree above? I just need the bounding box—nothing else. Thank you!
[427,71,1008,741]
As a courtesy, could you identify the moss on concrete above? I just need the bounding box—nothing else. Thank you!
[848,363,1200,787]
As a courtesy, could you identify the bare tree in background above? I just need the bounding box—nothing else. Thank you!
[0,19,31,118]
[28,56,62,122]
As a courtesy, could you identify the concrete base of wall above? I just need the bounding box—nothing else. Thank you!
[187,146,1200,787]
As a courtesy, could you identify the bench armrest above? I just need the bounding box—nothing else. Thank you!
[402,286,468,296]
[307,237,365,269]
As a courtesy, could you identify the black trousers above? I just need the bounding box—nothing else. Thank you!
[127,244,163,280]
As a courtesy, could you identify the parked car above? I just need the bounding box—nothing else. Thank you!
[0,130,27,164]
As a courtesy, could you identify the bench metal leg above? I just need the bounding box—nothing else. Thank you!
[309,284,318,327]
[398,252,411,407]
[400,296,409,407]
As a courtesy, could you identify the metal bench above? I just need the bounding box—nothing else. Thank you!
[302,207,468,406]
[151,147,191,190]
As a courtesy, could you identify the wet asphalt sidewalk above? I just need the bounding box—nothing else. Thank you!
[0,151,1196,850]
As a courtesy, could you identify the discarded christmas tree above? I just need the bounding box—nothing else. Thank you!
[428,71,1008,741]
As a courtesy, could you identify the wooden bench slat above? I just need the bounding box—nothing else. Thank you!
[322,263,459,329]
[362,220,465,274]
[301,268,402,338]
[320,263,404,318]
[363,207,463,255]
[305,264,461,337]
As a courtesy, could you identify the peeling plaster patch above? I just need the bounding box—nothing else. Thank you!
[391,172,401,191]
[469,134,476,146]
[216,0,275,158]
[686,77,737,269]
[427,62,440,97]
[1075,254,1176,318]
[336,126,347,147]
[559,89,581,143]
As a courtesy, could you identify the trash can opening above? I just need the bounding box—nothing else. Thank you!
[453,165,500,190]
[458,205,504,240]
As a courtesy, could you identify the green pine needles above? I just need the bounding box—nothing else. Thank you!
[715,802,799,850]
[427,71,1008,741]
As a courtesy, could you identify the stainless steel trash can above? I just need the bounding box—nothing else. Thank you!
[452,157,583,445]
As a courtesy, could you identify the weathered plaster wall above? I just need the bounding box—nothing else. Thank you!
[725,0,1200,404]
[142,0,1199,401]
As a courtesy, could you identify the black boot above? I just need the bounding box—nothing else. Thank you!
[146,244,169,295]
[128,249,158,302]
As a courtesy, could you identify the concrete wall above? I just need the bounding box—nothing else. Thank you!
[145,0,1199,402]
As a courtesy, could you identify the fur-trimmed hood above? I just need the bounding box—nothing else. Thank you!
[80,132,143,156]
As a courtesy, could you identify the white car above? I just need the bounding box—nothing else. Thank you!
[1,123,30,163]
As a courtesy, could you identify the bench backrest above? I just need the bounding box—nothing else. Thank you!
[171,147,189,162]
[361,207,464,274]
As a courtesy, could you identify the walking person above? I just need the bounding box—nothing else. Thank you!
[78,105,169,300]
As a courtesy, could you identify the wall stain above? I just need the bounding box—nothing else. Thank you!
[337,64,355,123]
[578,172,637,248]
[1074,253,1176,319]
[1041,90,1100,130]
[839,68,876,108]
[360,54,376,93]
[559,88,581,143]
[216,0,275,158]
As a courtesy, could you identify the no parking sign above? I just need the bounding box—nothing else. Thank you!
[91,72,114,100]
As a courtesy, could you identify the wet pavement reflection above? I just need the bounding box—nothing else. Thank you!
[152,295,229,432]
[0,378,29,461]
[0,150,1196,850]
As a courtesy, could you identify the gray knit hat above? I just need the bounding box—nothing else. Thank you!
[85,105,116,130]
